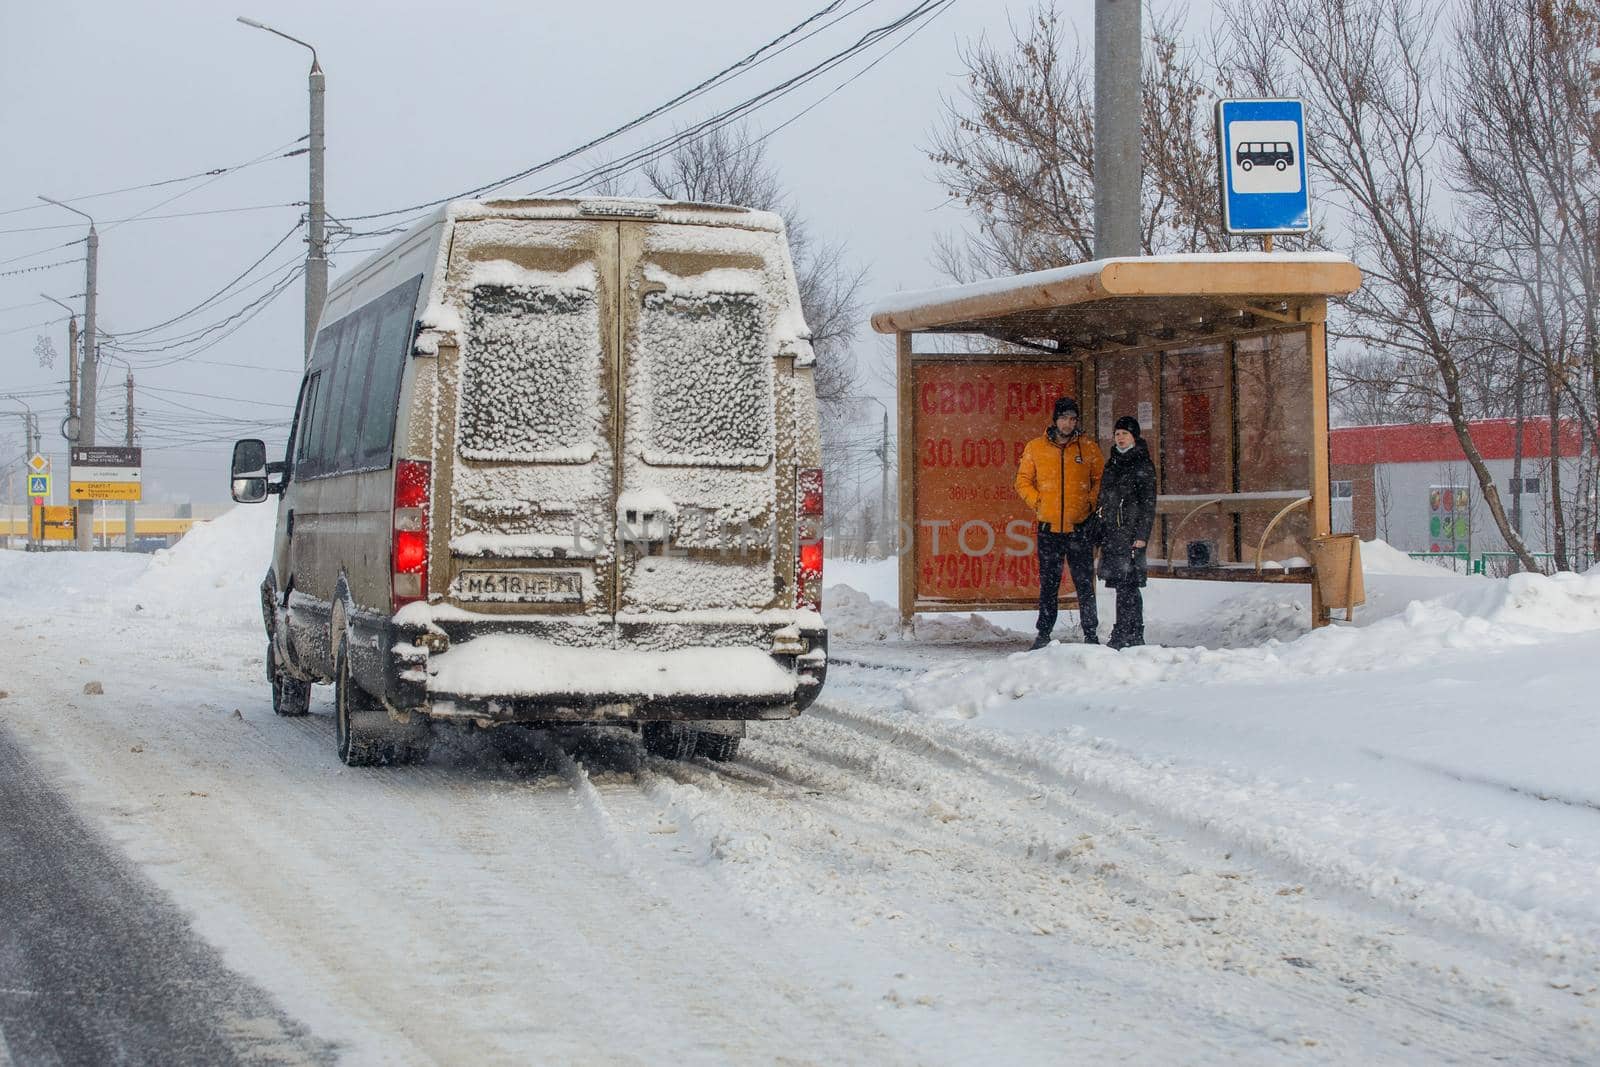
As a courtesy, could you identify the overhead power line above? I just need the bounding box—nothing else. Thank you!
[536,0,954,198]
[339,0,882,223]
[0,136,307,219]
[0,203,298,236]
[0,257,83,279]
[108,221,304,340]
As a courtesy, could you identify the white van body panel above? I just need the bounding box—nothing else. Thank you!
[264,198,826,726]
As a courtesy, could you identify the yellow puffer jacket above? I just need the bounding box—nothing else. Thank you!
[1015,430,1106,532]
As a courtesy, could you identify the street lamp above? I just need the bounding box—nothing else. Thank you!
[37,195,97,550]
[237,15,326,361]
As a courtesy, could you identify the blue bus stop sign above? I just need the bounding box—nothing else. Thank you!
[1216,99,1310,235]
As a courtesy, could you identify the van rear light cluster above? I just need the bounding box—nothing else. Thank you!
[392,459,431,611]
[795,467,823,611]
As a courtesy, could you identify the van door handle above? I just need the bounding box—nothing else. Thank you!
[286,509,294,539]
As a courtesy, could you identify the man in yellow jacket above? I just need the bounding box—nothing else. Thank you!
[1015,396,1105,649]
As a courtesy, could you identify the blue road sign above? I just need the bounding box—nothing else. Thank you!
[28,474,50,496]
[1216,99,1310,235]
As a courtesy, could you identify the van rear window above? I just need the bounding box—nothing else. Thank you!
[459,283,602,463]
[638,291,772,467]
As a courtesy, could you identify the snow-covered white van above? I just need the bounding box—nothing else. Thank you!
[230,198,828,766]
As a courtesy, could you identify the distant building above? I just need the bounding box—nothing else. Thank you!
[1329,419,1594,565]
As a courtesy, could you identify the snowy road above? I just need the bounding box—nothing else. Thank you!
[2,515,1599,1063]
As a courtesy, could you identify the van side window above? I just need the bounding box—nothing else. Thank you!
[334,312,381,472]
[292,372,322,471]
[357,276,424,468]
[314,321,361,475]
[299,322,344,477]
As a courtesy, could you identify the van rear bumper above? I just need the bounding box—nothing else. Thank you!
[372,615,826,724]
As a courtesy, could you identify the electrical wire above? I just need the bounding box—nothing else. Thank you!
[0,257,83,279]
[338,0,876,223]
[0,203,299,236]
[0,238,84,270]
[539,0,953,198]
[0,136,307,219]
[104,256,303,356]
[107,221,304,340]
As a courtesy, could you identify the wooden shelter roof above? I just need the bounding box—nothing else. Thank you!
[870,253,1362,353]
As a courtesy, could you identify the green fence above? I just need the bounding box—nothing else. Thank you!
[1405,550,1562,576]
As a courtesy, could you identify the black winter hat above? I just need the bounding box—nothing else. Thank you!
[1113,415,1142,438]
[1052,396,1080,420]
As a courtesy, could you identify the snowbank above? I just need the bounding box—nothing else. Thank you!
[905,567,1600,718]
[823,584,1020,644]
[0,505,276,634]
[113,505,277,630]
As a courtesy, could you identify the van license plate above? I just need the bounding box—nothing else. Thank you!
[453,569,582,603]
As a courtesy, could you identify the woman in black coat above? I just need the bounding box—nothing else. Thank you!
[1098,415,1157,649]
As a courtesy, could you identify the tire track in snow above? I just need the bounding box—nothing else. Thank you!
[606,686,1597,1063]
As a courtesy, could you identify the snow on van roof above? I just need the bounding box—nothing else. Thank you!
[325,196,790,309]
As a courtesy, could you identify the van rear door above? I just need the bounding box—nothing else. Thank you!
[441,220,620,622]
[615,222,783,615]
[439,215,785,626]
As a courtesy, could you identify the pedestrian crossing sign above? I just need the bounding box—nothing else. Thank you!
[29,473,50,497]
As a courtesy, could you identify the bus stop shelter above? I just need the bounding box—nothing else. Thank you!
[870,253,1364,629]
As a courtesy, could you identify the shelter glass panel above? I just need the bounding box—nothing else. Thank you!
[1160,344,1232,561]
[1095,352,1159,464]
[1236,330,1313,562]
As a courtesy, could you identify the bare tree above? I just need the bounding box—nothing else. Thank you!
[635,124,866,412]
[1220,0,1545,571]
[1442,0,1600,569]
[927,2,1248,283]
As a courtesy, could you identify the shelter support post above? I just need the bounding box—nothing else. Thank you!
[1308,304,1332,626]
[897,330,915,630]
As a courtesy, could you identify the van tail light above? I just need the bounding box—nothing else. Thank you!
[796,467,823,610]
[392,459,431,612]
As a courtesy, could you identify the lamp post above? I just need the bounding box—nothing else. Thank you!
[845,395,893,556]
[37,196,96,550]
[40,293,80,443]
[3,401,40,550]
[238,15,326,362]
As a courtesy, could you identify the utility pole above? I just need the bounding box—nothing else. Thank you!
[238,17,327,361]
[39,197,97,550]
[124,369,136,552]
[1093,0,1142,260]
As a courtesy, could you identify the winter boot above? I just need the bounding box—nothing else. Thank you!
[1029,633,1053,651]
[1082,630,1099,645]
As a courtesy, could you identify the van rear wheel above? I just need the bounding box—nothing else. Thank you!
[641,722,697,760]
[335,646,430,766]
[694,732,741,762]
[269,643,310,717]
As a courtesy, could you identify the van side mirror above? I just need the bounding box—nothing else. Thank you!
[231,438,269,503]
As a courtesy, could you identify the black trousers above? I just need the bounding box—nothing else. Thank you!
[1111,583,1144,643]
[1036,523,1098,638]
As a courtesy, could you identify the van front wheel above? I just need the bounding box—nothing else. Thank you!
[335,647,431,766]
[269,643,310,717]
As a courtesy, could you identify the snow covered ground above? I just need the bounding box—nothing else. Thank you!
[2,509,1598,1063]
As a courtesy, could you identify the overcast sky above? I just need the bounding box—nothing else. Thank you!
[0,0,1178,508]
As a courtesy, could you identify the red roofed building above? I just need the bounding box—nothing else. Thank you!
[1328,419,1595,563]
